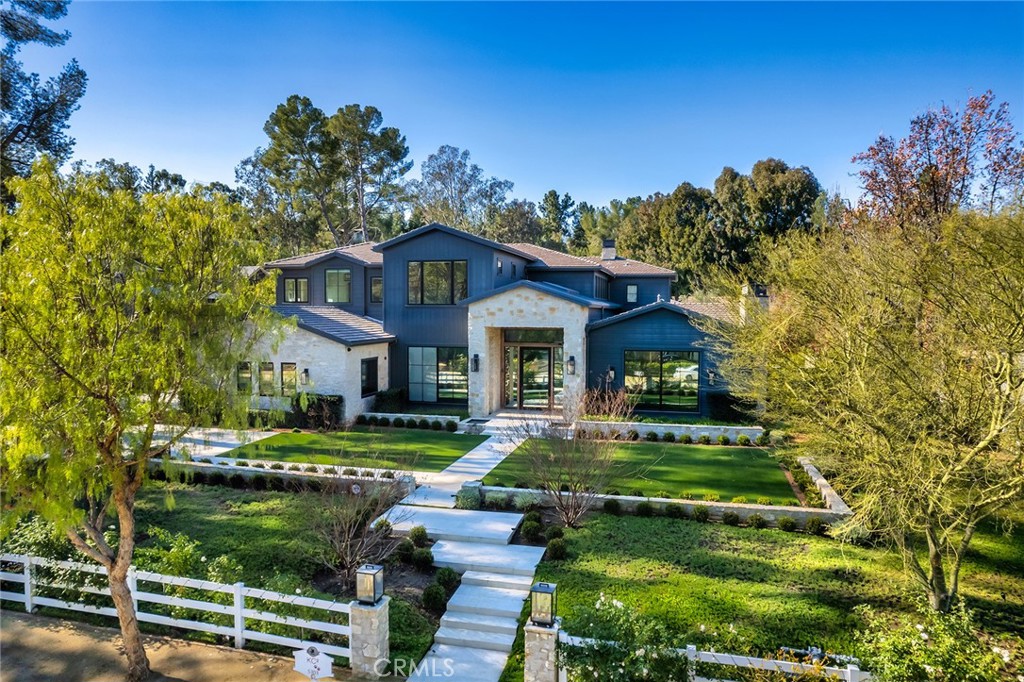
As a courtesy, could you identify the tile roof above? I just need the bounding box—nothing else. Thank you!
[580,256,677,277]
[507,243,677,279]
[505,243,602,269]
[373,223,538,260]
[672,296,736,323]
[265,242,383,269]
[271,306,394,346]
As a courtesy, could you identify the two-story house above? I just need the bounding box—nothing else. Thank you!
[246,223,737,420]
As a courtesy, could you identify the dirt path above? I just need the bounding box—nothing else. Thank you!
[0,611,350,682]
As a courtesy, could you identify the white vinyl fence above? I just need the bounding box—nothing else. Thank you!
[557,632,871,682]
[0,553,352,660]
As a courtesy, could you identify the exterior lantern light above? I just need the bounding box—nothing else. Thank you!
[356,564,384,605]
[471,354,480,372]
[300,368,310,385]
[708,370,716,386]
[607,366,616,383]
[530,582,557,627]
[566,356,576,376]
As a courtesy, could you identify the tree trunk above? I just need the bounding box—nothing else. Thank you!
[926,525,951,612]
[108,566,151,681]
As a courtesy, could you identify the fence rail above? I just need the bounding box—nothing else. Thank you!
[0,553,352,660]
[557,631,871,682]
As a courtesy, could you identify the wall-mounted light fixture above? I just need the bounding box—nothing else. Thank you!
[300,368,310,385]
[708,370,716,386]
[471,354,480,372]
[607,366,616,383]
[566,356,576,376]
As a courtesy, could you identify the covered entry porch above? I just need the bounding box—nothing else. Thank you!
[463,281,606,418]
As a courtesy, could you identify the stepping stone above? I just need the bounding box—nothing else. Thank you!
[447,584,529,619]
[384,506,523,544]
[432,540,547,576]
[406,644,508,682]
[401,485,457,508]
[461,570,535,591]
[434,625,516,652]
[439,611,519,636]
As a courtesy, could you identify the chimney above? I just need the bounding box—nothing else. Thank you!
[601,239,617,260]
[739,283,769,323]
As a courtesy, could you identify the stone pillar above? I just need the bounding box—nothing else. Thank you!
[524,618,561,682]
[349,596,390,678]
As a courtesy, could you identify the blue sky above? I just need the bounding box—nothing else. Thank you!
[20,1,1024,207]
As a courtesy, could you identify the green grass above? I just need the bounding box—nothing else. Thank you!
[135,482,434,664]
[483,440,796,504]
[226,426,486,472]
[499,513,1024,680]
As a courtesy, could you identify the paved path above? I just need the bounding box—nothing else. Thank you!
[0,611,348,682]
[400,434,522,508]
[151,425,278,459]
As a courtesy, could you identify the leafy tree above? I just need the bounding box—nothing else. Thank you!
[259,95,348,246]
[538,189,576,250]
[0,160,277,681]
[485,199,543,244]
[327,104,412,242]
[569,198,640,256]
[91,158,186,196]
[704,209,1024,612]
[234,148,324,255]
[853,90,1024,229]
[409,144,513,233]
[1,0,87,205]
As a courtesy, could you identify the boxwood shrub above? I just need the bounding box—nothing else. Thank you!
[662,432,676,443]
[747,513,768,529]
[355,414,369,425]
[411,547,434,572]
[545,538,568,560]
[418,419,430,429]
[645,431,659,442]
[692,505,710,523]
[603,499,622,516]
[378,417,390,427]
[664,504,686,519]
[422,583,447,614]
[635,501,655,517]
[679,433,694,444]
[718,435,731,446]
[777,516,798,532]
[393,417,405,427]
[737,434,752,446]
[445,420,458,432]
[722,511,740,526]
[697,434,712,445]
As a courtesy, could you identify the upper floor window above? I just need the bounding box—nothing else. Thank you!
[626,284,638,303]
[284,277,309,303]
[370,276,383,303]
[407,260,468,305]
[595,276,609,300]
[512,263,517,279]
[325,269,351,304]
[497,258,503,275]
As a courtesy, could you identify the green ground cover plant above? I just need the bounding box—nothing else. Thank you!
[226,427,486,472]
[484,440,794,504]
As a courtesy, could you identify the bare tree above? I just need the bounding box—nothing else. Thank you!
[508,389,635,527]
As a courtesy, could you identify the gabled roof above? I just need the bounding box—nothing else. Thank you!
[586,296,733,332]
[265,242,383,269]
[271,306,394,347]
[459,279,620,310]
[507,243,677,280]
[372,223,538,260]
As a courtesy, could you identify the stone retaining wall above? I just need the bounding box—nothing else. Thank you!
[578,420,764,442]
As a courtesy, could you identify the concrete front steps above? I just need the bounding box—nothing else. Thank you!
[407,643,509,681]
[431,539,546,576]
[386,505,524,544]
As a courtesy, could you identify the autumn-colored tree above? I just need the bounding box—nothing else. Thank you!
[853,90,1024,229]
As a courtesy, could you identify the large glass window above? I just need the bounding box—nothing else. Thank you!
[408,346,468,403]
[259,362,275,396]
[624,350,700,411]
[237,362,252,393]
[284,278,309,303]
[361,358,379,397]
[325,269,351,303]
[595,276,609,300]
[407,260,467,305]
[281,362,297,397]
[370,276,383,303]
[502,328,564,344]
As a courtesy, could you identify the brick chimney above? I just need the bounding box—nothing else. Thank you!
[601,239,617,260]
[739,283,769,322]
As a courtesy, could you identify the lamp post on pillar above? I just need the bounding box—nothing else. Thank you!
[525,582,560,682]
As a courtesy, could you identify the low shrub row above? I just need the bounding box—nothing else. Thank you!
[601,497,827,534]
[576,428,770,446]
[151,462,400,493]
[354,414,459,432]
[516,510,569,561]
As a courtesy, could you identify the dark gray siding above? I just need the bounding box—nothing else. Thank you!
[494,253,531,288]
[365,267,383,320]
[526,270,597,296]
[586,308,723,416]
[609,277,672,310]
[275,255,368,315]
[380,230,508,392]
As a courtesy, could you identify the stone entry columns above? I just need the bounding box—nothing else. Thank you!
[349,596,390,678]
[524,619,561,682]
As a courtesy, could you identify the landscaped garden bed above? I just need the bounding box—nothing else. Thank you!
[224,426,486,472]
[498,511,1024,681]
[483,440,797,505]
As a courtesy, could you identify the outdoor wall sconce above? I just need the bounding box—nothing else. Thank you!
[356,564,384,605]
[530,582,557,627]
[471,354,480,372]
[300,368,310,385]
[607,366,616,383]
[566,356,576,376]
[708,370,716,386]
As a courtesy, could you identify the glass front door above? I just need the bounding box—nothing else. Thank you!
[503,345,563,410]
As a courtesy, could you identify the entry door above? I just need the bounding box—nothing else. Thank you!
[520,348,552,409]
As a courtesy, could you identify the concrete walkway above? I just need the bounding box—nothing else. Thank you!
[400,434,523,508]
[151,425,278,459]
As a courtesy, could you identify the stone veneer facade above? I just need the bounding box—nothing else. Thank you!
[466,288,590,418]
[349,596,390,678]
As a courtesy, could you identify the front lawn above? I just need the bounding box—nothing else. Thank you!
[483,440,796,505]
[500,512,1024,680]
[226,426,487,472]
[134,482,435,665]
